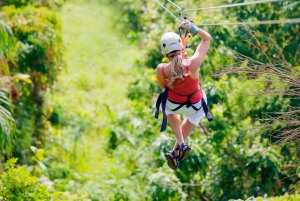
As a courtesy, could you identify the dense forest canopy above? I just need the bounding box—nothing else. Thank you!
[0,0,299,200]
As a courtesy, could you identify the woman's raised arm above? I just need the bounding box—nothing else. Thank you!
[189,29,211,73]
[179,20,211,73]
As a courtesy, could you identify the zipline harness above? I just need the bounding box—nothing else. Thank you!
[155,87,213,132]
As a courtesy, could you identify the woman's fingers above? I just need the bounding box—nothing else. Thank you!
[179,19,191,30]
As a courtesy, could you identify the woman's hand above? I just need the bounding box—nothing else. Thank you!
[179,19,192,30]
[179,19,199,36]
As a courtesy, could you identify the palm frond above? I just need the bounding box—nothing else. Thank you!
[0,90,15,154]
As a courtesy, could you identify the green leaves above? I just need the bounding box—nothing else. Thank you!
[2,5,63,81]
[0,158,51,201]
[0,20,16,75]
[0,157,82,200]
[0,4,64,159]
[3,0,65,9]
[229,197,268,201]
[0,20,14,52]
[13,73,32,84]
[0,90,15,154]
[4,158,18,169]
[30,146,45,161]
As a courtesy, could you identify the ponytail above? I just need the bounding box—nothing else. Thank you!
[167,54,189,88]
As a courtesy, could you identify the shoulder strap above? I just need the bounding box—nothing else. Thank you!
[182,59,189,72]
[185,64,189,72]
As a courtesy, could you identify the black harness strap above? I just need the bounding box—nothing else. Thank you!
[168,92,202,112]
[155,87,213,132]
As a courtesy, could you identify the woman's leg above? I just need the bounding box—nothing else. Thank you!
[167,114,184,147]
[173,118,195,154]
[181,118,195,141]
[166,114,184,168]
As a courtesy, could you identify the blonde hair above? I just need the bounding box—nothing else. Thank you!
[167,54,190,88]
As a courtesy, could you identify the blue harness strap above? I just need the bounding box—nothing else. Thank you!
[201,98,213,122]
[155,87,169,132]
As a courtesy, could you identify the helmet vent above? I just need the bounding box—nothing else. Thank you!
[178,39,181,42]
[163,43,166,48]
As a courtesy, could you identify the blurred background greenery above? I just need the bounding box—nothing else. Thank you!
[0,0,299,200]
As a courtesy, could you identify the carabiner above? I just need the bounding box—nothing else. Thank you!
[179,27,189,38]
[179,6,187,21]
[178,6,189,38]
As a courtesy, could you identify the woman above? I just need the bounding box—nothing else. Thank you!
[155,19,212,170]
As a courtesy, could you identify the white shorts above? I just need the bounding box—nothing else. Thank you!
[164,90,208,125]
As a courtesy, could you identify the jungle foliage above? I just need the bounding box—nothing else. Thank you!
[0,158,83,200]
[0,1,64,165]
[0,19,15,155]
[2,0,65,9]
[0,0,299,200]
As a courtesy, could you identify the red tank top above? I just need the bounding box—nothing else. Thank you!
[162,59,203,103]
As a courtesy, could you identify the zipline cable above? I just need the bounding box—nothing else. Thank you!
[153,0,300,26]
[167,0,181,9]
[187,0,282,11]
[199,18,300,26]
[153,0,181,22]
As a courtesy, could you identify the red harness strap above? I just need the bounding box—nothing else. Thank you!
[181,33,191,59]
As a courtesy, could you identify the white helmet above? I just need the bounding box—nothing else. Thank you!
[160,32,182,55]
